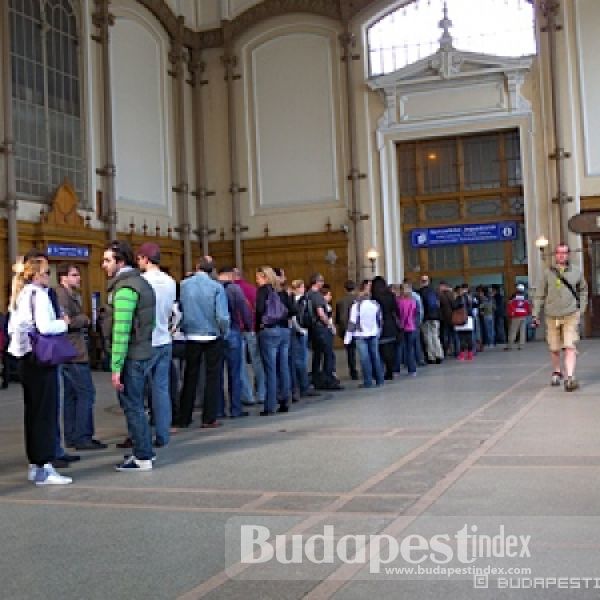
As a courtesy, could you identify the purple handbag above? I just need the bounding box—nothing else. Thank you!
[29,291,77,366]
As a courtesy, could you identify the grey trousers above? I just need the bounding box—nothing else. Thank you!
[507,317,527,349]
[421,320,444,360]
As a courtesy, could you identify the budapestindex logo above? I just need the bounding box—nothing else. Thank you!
[238,524,531,575]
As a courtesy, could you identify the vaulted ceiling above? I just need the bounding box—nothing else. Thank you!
[136,0,397,48]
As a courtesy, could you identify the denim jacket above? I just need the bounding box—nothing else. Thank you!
[180,272,230,338]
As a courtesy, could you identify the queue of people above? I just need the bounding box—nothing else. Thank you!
[6,240,584,486]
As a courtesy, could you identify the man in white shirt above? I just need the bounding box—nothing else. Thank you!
[137,243,176,447]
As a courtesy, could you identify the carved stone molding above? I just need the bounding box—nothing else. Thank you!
[223,0,341,43]
[44,180,85,228]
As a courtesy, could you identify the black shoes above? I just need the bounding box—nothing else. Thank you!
[259,410,273,416]
[52,454,81,468]
[75,439,108,450]
[277,405,289,413]
[230,412,250,418]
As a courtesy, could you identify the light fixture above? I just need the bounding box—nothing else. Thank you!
[535,235,549,250]
[427,152,437,161]
[366,247,379,273]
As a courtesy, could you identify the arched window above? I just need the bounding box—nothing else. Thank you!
[10,0,85,202]
[368,0,536,76]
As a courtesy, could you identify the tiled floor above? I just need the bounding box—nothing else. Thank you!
[2,341,600,599]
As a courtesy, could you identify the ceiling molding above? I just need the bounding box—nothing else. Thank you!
[134,0,353,50]
[223,0,342,43]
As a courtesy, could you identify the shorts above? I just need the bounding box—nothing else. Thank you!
[545,312,580,352]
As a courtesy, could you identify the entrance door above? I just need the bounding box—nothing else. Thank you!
[585,237,600,337]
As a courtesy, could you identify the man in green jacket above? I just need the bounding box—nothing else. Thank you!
[102,240,156,470]
[532,244,588,392]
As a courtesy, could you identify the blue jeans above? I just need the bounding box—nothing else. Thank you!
[259,326,290,413]
[239,336,254,404]
[118,358,153,460]
[484,315,495,346]
[219,329,244,417]
[243,332,266,402]
[355,336,384,387]
[291,331,310,394]
[403,330,418,374]
[147,344,172,446]
[62,362,96,446]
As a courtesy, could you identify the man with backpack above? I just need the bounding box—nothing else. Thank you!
[532,244,588,392]
[418,275,444,364]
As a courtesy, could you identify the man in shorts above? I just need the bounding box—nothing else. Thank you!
[532,244,588,392]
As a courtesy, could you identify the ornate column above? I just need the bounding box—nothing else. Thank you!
[1,0,19,265]
[92,0,117,240]
[222,49,247,269]
[169,16,192,273]
[340,31,368,282]
[188,48,214,256]
[541,0,571,245]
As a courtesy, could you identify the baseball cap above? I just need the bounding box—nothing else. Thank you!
[516,284,525,292]
[137,242,161,263]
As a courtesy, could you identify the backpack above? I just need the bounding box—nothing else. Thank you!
[296,294,314,329]
[262,288,288,326]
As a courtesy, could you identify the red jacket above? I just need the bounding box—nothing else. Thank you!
[507,296,531,318]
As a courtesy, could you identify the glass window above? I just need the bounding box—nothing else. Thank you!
[402,203,417,225]
[403,232,420,272]
[428,245,463,271]
[9,0,85,203]
[368,0,536,76]
[466,198,503,218]
[468,242,504,267]
[421,140,458,194]
[463,134,500,190]
[512,222,527,265]
[398,143,417,196]
[424,200,460,222]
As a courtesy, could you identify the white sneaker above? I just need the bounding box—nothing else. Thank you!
[28,464,37,482]
[34,464,72,486]
[115,455,153,472]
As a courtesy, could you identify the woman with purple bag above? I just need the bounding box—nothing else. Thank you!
[8,254,72,485]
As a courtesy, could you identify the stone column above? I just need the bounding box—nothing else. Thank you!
[169,16,192,273]
[92,0,117,240]
[340,31,368,282]
[541,0,571,245]
[222,50,246,270]
[189,48,214,256]
[1,0,19,265]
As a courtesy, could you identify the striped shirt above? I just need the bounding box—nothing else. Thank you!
[111,287,138,373]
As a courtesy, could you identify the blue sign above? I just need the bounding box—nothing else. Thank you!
[46,244,90,259]
[410,221,518,248]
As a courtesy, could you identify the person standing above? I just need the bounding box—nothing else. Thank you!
[491,285,507,344]
[335,281,359,380]
[217,266,253,418]
[418,275,444,363]
[56,263,107,451]
[396,283,418,376]
[344,282,384,387]
[255,266,292,415]
[175,257,230,428]
[307,273,342,390]
[8,254,72,485]
[532,244,588,391]
[102,240,156,471]
[505,284,531,351]
[136,243,176,447]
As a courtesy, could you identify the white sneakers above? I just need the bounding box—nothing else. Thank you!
[30,463,72,486]
[115,455,153,472]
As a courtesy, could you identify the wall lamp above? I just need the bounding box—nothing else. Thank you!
[366,247,379,274]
